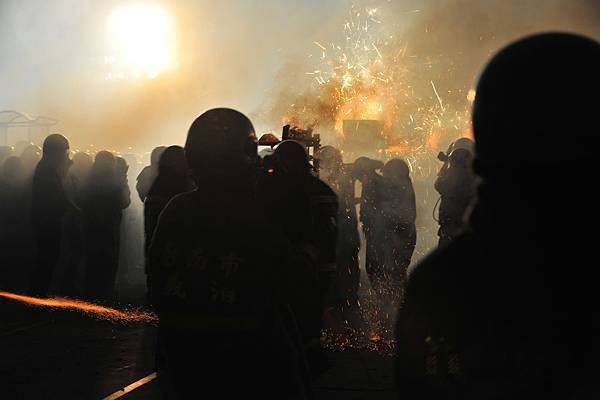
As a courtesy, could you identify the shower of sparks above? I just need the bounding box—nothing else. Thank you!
[0,291,157,324]
[278,3,474,177]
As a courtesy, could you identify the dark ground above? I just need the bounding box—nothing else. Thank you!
[0,296,395,399]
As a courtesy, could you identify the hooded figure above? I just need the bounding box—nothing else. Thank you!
[136,146,167,202]
[395,33,600,399]
[29,134,73,296]
[149,109,311,398]
[81,151,130,300]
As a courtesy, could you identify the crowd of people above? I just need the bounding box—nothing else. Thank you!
[0,32,598,398]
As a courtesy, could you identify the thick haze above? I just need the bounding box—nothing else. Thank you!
[0,0,598,152]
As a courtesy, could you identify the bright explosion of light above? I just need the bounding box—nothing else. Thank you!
[106,4,174,79]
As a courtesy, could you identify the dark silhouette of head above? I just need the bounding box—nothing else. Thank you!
[115,156,128,176]
[2,156,25,186]
[185,108,256,177]
[159,145,188,177]
[150,146,167,166]
[93,150,116,175]
[273,140,311,175]
[317,146,343,171]
[451,137,474,154]
[472,33,600,180]
[41,134,68,165]
[383,159,410,181]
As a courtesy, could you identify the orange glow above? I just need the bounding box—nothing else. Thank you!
[0,291,157,324]
[267,168,274,173]
[385,144,409,154]
[427,132,440,150]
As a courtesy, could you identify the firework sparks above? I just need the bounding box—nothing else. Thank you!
[430,80,445,112]
[0,291,157,324]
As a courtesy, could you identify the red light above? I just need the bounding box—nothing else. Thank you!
[267,168,274,173]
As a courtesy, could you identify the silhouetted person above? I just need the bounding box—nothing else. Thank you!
[258,139,338,378]
[395,33,600,399]
[136,146,166,202]
[144,146,194,253]
[317,146,363,330]
[352,157,384,290]
[29,134,72,296]
[61,152,93,295]
[149,109,310,398]
[435,138,476,246]
[144,145,194,300]
[368,159,416,335]
[0,156,28,289]
[82,151,130,301]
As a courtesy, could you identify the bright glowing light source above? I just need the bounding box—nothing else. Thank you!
[106,4,174,79]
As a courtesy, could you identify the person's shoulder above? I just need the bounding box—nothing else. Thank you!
[159,190,198,217]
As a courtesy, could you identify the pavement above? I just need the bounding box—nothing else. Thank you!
[0,294,396,400]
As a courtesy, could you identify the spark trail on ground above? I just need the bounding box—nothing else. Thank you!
[0,291,157,324]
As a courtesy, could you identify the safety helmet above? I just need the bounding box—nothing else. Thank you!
[383,158,410,180]
[273,140,311,174]
[185,108,257,171]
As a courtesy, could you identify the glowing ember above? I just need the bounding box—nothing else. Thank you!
[0,291,157,324]
[321,329,396,357]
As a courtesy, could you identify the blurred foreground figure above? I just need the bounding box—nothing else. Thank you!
[144,145,194,300]
[29,134,72,296]
[82,151,130,300]
[435,138,476,246]
[396,33,600,399]
[318,146,363,330]
[149,109,310,398]
[0,156,28,289]
[136,145,166,202]
[258,139,338,378]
